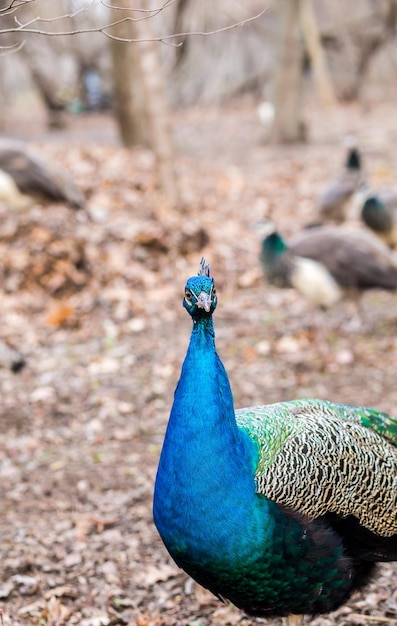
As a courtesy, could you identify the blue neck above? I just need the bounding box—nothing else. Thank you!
[170,316,239,443]
[154,316,267,565]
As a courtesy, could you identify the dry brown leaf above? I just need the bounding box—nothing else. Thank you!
[42,595,73,625]
[74,515,118,541]
[134,564,178,586]
[46,304,75,327]
[44,586,78,600]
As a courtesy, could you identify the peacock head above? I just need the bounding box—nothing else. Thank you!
[256,220,287,263]
[183,258,217,319]
[346,147,361,171]
[262,231,287,255]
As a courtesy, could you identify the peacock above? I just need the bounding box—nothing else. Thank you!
[0,138,85,211]
[259,222,397,307]
[318,145,364,223]
[361,193,397,248]
[153,258,397,622]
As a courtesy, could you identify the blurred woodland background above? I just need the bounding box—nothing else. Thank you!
[2,0,397,201]
[1,1,397,137]
[1,1,397,626]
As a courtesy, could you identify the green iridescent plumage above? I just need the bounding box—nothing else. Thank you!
[237,399,397,537]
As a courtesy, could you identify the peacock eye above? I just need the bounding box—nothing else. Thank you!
[212,287,217,295]
[185,289,193,299]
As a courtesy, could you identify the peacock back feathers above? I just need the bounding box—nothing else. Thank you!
[236,399,397,539]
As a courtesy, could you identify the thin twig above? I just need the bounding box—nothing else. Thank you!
[0,39,25,55]
[0,0,36,16]
[13,1,92,28]
[100,0,178,14]
[349,614,397,624]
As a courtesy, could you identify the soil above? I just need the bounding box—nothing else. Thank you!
[1,95,397,626]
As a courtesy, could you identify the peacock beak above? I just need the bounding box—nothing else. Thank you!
[196,291,212,312]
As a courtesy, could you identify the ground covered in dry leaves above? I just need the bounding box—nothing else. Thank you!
[1,98,397,626]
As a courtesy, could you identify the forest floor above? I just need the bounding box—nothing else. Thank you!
[1,95,397,626]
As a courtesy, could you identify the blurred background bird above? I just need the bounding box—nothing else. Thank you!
[0,340,26,373]
[0,138,85,211]
[259,221,397,307]
[317,141,364,224]
[154,260,397,626]
[361,193,397,248]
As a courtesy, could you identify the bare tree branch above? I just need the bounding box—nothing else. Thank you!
[103,8,268,44]
[0,4,267,44]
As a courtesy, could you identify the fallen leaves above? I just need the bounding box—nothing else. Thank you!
[1,102,397,626]
[0,222,91,296]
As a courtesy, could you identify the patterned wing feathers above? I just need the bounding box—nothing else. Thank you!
[236,399,397,537]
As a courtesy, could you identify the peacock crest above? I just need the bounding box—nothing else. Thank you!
[198,257,211,277]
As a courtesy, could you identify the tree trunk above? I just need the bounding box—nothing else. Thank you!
[21,55,66,129]
[110,0,150,147]
[299,0,336,108]
[132,13,180,207]
[271,0,307,144]
[110,0,179,205]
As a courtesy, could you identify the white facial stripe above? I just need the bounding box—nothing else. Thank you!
[185,283,215,311]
